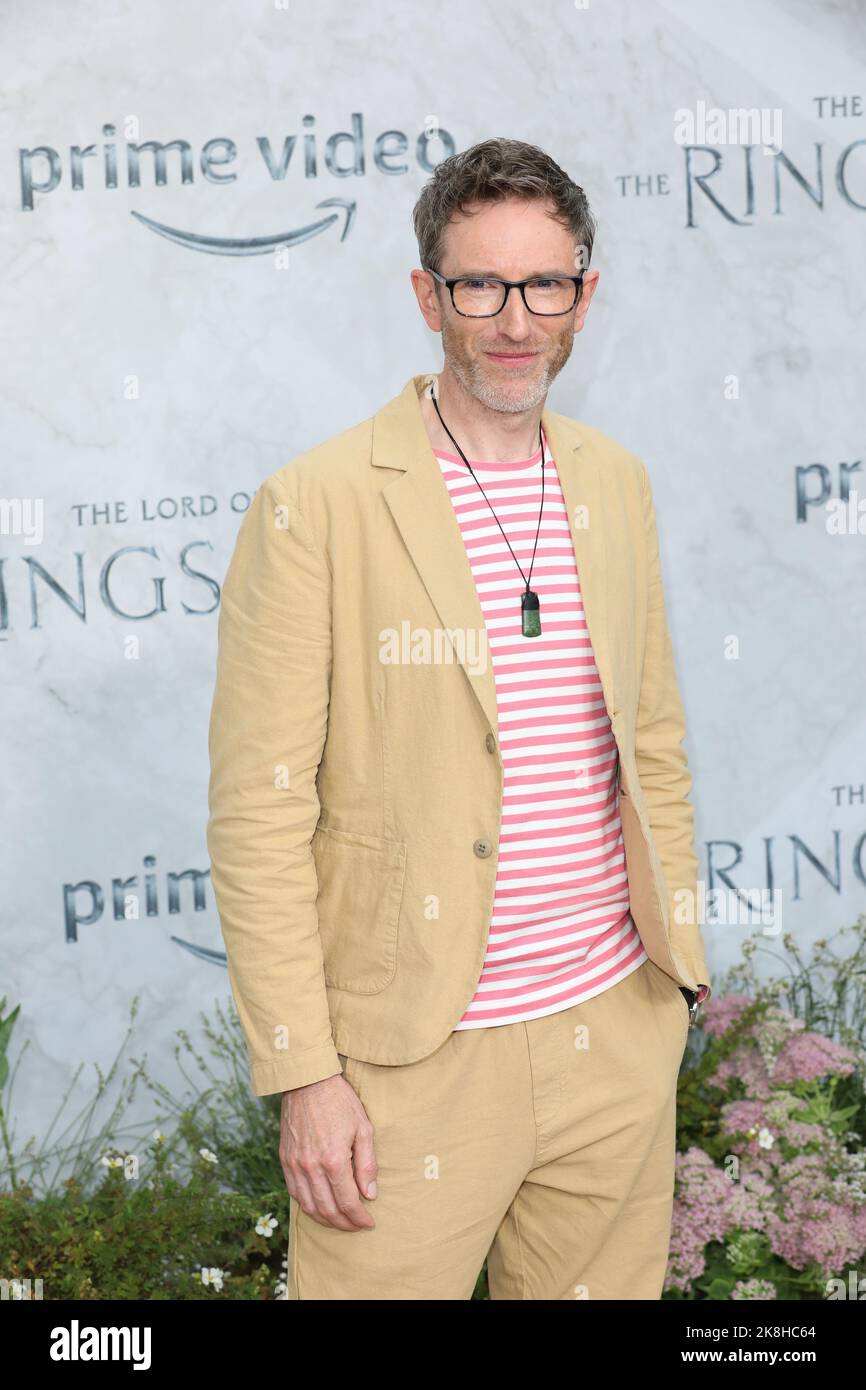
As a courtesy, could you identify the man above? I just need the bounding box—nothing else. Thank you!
[206,137,712,1301]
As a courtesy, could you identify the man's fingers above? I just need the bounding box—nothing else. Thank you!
[328,1162,376,1230]
[308,1156,374,1231]
[286,1170,317,1218]
[351,1117,379,1201]
[305,1169,356,1231]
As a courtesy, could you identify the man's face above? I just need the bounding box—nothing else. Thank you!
[412,196,599,414]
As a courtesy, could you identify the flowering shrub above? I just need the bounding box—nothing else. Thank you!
[0,1135,291,1300]
[0,996,292,1300]
[666,924,866,1300]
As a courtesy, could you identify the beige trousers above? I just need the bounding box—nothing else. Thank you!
[287,956,690,1300]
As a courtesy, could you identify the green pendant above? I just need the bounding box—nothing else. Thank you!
[521,589,541,637]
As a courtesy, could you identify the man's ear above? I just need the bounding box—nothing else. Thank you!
[410,268,444,332]
[574,269,600,330]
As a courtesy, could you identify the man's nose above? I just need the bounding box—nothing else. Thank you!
[496,286,534,335]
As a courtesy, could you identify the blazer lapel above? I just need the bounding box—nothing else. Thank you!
[551,417,618,727]
[372,374,617,740]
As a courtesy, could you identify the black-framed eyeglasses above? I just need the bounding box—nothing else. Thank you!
[424,266,585,317]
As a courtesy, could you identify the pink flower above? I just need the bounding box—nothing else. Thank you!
[772,1031,859,1085]
[713,1049,773,1099]
[765,1152,866,1276]
[667,1148,736,1291]
[702,993,755,1039]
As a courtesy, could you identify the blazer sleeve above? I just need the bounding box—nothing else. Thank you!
[206,471,342,1095]
[635,460,712,998]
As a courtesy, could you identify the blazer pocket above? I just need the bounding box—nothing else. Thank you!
[312,825,407,993]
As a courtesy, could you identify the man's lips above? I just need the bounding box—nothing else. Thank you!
[485,351,540,364]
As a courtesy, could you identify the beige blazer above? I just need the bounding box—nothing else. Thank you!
[206,372,712,1097]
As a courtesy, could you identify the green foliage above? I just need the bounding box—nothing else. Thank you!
[1,996,155,1199]
[0,997,21,1090]
[0,1146,289,1300]
[129,998,286,1199]
[0,996,292,1299]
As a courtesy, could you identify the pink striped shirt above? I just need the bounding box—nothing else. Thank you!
[432,425,648,1030]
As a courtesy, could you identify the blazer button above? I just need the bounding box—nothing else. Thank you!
[473,839,493,858]
[485,733,496,753]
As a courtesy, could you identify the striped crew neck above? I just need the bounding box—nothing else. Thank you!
[433,430,551,475]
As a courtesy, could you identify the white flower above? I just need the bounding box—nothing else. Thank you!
[152,1129,165,1143]
[757,1127,775,1149]
[255,1213,279,1237]
[273,1249,289,1296]
[199,1147,218,1164]
[199,1266,226,1290]
[100,1152,124,1169]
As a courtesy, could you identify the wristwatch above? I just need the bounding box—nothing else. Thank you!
[679,983,710,1027]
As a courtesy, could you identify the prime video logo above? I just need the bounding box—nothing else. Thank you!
[17,114,456,256]
[50,1319,151,1369]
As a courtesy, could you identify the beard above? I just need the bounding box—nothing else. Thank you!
[440,314,575,414]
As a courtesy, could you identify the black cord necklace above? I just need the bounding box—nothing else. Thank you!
[429,379,546,638]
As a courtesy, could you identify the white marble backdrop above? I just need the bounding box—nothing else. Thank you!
[2,0,864,1145]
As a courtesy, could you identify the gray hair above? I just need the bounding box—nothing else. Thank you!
[412,137,596,278]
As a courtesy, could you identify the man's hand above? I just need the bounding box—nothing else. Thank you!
[280,1074,378,1231]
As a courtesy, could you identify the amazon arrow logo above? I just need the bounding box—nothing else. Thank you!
[130,196,356,255]
[171,936,228,966]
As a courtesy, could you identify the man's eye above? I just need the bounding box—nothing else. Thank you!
[463,279,495,291]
